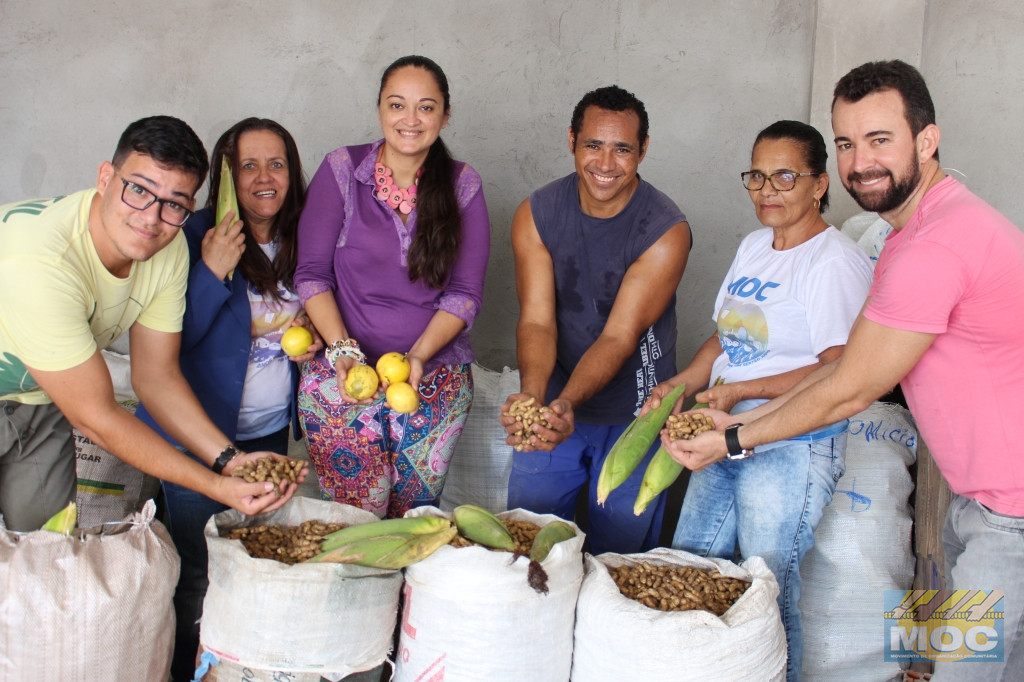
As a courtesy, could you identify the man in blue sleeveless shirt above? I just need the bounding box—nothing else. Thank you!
[500,85,692,554]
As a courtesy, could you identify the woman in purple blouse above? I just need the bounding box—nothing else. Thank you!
[294,55,490,518]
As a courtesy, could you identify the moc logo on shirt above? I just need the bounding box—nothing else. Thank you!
[884,589,1004,663]
[726,276,780,301]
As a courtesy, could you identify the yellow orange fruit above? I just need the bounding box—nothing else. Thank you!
[376,351,411,384]
[344,364,379,400]
[280,326,314,357]
[386,381,420,414]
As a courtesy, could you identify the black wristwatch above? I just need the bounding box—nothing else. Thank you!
[724,424,755,460]
[211,444,241,474]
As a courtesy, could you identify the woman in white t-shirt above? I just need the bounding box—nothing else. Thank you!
[645,120,872,682]
[136,117,319,682]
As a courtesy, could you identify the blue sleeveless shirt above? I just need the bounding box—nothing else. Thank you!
[530,173,687,423]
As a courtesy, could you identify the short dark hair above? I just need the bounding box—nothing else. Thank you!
[570,85,649,149]
[111,115,208,189]
[754,120,830,213]
[832,60,938,158]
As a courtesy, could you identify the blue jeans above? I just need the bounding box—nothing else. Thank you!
[671,434,846,682]
[507,422,666,556]
[164,426,289,682]
[932,495,1024,681]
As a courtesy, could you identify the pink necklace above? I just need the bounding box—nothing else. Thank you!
[374,158,421,215]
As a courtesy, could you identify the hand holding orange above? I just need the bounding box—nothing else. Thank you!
[281,326,314,357]
[344,364,379,400]
[376,351,411,385]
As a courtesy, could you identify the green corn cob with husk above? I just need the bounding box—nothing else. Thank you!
[215,155,240,279]
[41,501,77,534]
[633,378,724,515]
[595,382,686,505]
[215,156,239,231]
[527,520,578,594]
[453,504,516,550]
[529,520,576,563]
[307,526,457,568]
[318,515,451,554]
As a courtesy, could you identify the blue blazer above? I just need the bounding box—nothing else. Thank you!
[136,208,301,448]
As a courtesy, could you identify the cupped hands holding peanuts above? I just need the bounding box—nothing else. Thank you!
[499,393,575,452]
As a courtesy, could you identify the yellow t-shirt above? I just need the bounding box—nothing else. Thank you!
[0,189,188,403]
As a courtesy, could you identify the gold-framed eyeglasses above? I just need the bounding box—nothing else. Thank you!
[740,169,820,192]
[118,176,193,227]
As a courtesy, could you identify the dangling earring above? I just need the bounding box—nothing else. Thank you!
[813,196,821,210]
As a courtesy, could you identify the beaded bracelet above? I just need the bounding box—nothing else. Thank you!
[325,338,366,367]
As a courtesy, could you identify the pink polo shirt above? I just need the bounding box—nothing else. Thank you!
[864,176,1024,516]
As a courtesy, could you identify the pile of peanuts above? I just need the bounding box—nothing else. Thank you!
[449,518,541,553]
[507,398,553,451]
[608,560,750,615]
[222,520,345,564]
[665,412,716,440]
[230,456,306,484]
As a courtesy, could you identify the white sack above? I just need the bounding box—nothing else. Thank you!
[439,363,520,513]
[571,548,787,682]
[800,402,916,681]
[395,507,584,682]
[0,500,178,681]
[200,497,404,681]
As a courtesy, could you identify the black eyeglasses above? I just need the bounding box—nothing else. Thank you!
[118,177,193,227]
[740,169,820,192]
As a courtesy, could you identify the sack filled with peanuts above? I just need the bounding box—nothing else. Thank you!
[571,547,787,682]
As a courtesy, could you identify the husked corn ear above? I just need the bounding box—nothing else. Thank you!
[40,501,77,534]
[318,515,452,554]
[307,526,457,568]
[528,520,576,563]
[596,382,686,505]
[453,504,516,551]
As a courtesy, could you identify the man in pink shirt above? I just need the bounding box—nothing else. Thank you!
[665,60,1024,680]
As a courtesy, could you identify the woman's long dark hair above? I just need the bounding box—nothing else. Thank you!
[206,118,307,299]
[378,55,461,289]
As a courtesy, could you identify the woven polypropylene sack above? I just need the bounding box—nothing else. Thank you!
[199,497,404,681]
[395,507,584,682]
[800,402,916,681]
[0,500,178,681]
[439,363,519,513]
[572,549,786,681]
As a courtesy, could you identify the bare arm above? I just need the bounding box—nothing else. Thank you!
[28,340,292,515]
[695,344,846,413]
[406,310,466,387]
[558,220,692,408]
[499,199,566,450]
[665,314,935,470]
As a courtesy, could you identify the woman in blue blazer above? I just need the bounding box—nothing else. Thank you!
[137,117,317,682]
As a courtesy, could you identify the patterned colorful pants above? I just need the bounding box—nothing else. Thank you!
[298,357,472,518]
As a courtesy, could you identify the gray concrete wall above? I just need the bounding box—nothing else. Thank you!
[2,1,1021,372]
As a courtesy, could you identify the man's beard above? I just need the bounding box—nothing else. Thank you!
[844,157,921,213]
